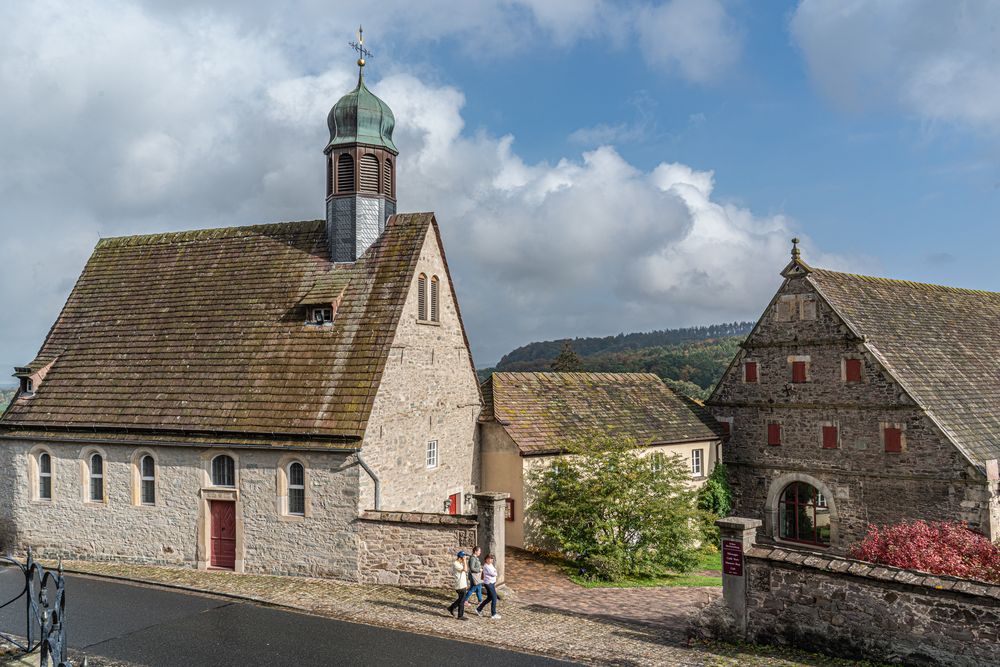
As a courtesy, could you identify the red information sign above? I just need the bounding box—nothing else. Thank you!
[722,539,743,576]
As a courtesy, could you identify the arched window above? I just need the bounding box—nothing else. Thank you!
[384,158,393,197]
[288,462,305,516]
[778,481,830,546]
[430,276,440,322]
[359,154,380,193]
[38,452,52,500]
[337,153,354,193]
[417,273,428,321]
[140,455,156,505]
[212,455,235,488]
[89,453,104,502]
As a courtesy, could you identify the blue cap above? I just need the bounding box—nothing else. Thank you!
[457,551,466,558]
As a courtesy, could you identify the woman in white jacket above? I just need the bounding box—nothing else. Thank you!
[446,550,469,620]
[475,554,501,619]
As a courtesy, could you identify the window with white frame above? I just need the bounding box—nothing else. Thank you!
[212,455,236,487]
[309,307,333,325]
[691,449,704,477]
[89,453,104,502]
[650,452,665,473]
[426,440,438,469]
[140,455,155,505]
[288,461,305,516]
[38,452,52,500]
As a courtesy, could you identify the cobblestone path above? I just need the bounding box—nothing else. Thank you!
[43,559,880,667]
[505,548,720,636]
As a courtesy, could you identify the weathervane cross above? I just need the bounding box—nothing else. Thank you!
[349,25,373,72]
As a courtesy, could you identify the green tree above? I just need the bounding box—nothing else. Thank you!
[696,462,732,517]
[550,340,581,372]
[527,435,701,581]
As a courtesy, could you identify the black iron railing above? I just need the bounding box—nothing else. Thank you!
[0,549,80,667]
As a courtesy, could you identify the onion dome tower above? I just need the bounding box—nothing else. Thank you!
[325,27,398,263]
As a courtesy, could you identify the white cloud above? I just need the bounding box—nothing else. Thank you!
[636,0,742,83]
[791,0,1000,127]
[0,0,786,375]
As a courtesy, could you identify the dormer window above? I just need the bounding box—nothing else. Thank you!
[308,307,333,325]
[20,377,34,396]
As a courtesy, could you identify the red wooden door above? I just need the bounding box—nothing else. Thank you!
[210,500,236,569]
[447,493,460,515]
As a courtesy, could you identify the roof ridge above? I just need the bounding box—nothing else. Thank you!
[810,267,1000,298]
[97,220,326,249]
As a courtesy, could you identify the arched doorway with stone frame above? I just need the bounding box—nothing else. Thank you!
[764,473,839,548]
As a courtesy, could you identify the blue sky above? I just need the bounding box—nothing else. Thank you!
[2,0,1000,379]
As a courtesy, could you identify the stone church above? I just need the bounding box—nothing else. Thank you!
[0,59,484,578]
[709,241,1000,552]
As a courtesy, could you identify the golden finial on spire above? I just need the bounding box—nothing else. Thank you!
[350,25,373,75]
[791,237,801,261]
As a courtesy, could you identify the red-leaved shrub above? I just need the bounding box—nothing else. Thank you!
[848,520,1000,583]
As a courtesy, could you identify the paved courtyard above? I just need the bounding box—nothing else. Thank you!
[32,556,882,667]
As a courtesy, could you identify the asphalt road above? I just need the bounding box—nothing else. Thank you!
[0,568,573,666]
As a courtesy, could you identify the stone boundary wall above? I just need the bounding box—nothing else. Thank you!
[356,511,478,587]
[356,493,507,588]
[700,518,1000,666]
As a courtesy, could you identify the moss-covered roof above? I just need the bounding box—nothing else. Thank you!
[808,267,1000,466]
[482,372,723,455]
[1,214,438,443]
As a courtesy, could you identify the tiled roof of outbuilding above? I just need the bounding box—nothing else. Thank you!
[481,372,723,455]
[1,213,439,443]
[807,268,1000,466]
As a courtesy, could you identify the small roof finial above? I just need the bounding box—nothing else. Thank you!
[791,237,801,261]
[350,25,374,80]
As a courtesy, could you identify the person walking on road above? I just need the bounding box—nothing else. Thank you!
[463,546,483,606]
[446,551,469,620]
[476,554,501,620]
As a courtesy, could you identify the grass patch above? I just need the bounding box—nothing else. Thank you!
[567,548,724,588]
[694,639,899,666]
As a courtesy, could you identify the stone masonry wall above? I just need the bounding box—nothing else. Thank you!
[0,440,362,579]
[709,273,992,550]
[361,224,482,514]
[357,511,477,587]
[740,545,1000,666]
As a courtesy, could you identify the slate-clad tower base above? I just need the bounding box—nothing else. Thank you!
[327,196,396,263]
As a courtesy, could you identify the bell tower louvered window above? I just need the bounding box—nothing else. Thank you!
[359,154,380,193]
[417,274,428,321]
[327,157,333,197]
[337,154,354,193]
[384,158,393,197]
[430,276,440,322]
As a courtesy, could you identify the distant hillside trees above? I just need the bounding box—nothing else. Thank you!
[481,322,753,400]
[550,341,582,372]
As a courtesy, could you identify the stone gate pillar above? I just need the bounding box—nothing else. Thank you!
[716,517,761,636]
[473,492,508,585]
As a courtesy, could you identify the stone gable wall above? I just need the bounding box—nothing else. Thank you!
[361,225,482,514]
[709,273,991,549]
[739,546,1000,666]
[0,441,362,579]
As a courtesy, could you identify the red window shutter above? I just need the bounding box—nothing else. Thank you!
[845,359,862,383]
[822,425,838,449]
[792,361,807,383]
[505,498,515,522]
[884,427,902,453]
[767,423,781,446]
[744,361,758,383]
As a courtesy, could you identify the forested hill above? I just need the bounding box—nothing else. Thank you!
[484,321,755,400]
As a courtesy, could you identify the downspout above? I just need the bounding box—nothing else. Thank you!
[357,451,381,511]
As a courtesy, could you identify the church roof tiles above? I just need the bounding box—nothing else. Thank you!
[1,213,439,445]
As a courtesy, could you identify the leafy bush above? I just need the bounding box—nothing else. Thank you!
[697,462,732,517]
[848,520,1000,583]
[527,434,702,581]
